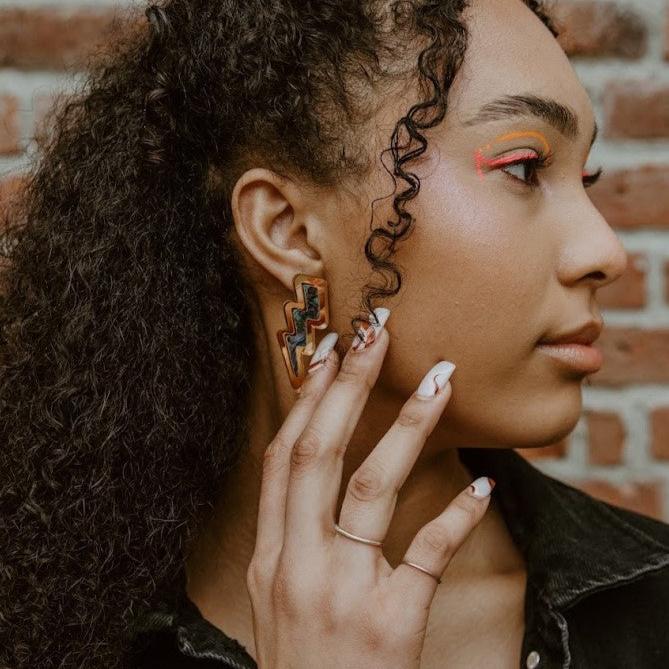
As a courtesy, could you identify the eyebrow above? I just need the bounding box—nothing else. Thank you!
[461,93,598,148]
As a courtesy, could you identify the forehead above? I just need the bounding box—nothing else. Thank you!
[448,0,593,132]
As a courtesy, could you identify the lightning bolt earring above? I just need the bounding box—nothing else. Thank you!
[276,273,331,391]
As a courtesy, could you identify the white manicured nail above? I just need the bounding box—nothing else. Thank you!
[352,307,391,352]
[308,331,339,374]
[467,476,496,499]
[415,360,456,398]
[371,307,391,333]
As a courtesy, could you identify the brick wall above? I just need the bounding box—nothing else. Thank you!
[515,0,669,523]
[1,0,668,520]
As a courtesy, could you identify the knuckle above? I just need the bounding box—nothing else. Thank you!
[246,559,267,598]
[270,567,303,616]
[263,436,286,467]
[295,383,318,403]
[359,613,386,651]
[395,405,427,435]
[336,358,374,393]
[334,361,359,386]
[290,429,324,471]
[415,523,452,555]
[452,493,480,524]
[347,462,389,503]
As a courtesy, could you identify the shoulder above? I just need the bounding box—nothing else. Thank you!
[562,499,669,666]
[565,558,669,666]
[599,496,669,551]
[588,498,669,601]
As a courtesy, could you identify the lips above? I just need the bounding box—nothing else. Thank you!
[538,320,603,346]
[536,319,605,373]
[536,342,604,373]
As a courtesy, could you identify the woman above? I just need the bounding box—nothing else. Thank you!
[2,0,668,667]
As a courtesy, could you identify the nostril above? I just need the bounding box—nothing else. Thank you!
[586,270,608,285]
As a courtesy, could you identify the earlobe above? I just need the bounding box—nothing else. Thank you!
[230,167,324,291]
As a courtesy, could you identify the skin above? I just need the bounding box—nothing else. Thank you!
[185,0,628,666]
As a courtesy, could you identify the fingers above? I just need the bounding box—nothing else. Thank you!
[390,476,495,601]
[334,361,456,565]
[254,331,341,559]
[283,309,391,550]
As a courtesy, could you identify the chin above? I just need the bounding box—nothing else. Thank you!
[514,405,582,450]
[471,393,583,450]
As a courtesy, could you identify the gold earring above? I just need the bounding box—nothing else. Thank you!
[276,273,330,390]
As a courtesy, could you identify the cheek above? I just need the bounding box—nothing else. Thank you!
[370,169,585,448]
[392,175,545,363]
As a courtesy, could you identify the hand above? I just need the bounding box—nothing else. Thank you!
[246,313,494,668]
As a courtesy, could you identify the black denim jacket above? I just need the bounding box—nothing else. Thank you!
[127,447,669,668]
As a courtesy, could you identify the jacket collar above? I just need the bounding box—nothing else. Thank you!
[457,447,669,610]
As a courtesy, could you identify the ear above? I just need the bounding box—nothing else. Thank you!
[230,167,325,292]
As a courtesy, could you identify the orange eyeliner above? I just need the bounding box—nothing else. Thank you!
[475,130,551,179]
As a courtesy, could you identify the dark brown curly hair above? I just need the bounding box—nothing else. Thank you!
[0,0,558,666]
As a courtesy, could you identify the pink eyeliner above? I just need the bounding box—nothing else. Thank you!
[475,149,538,178]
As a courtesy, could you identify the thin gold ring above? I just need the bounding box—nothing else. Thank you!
[333,523,441,584]
[400,560,442,584]
[333,522,383,546]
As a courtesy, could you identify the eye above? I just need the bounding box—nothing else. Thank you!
[582,166,603,189]
[497,151,551,189]
[500,156,546,188]
[494,153,604,190]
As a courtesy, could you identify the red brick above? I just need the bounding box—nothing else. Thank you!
[598,252,646,309]
[554,2,647,59]
[0,7,132,71]
[590,328,669,386]
[516,438,568,461]
[651,407,669,460]
[603,80,669,139]
[567,479,664,521]
[0,94,21,156]
[586,410,625,465]
[587,165,669,230]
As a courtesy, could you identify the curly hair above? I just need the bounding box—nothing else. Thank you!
[0,0,558,666]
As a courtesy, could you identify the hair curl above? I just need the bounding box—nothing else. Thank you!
[0,0,558,666]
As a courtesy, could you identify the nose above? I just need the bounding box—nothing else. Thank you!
[556,191,628,291]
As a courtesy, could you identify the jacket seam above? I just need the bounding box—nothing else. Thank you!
[558,551,669,608]
[177,629,256,669]
[597,500,669,552]
[550,559,669,669]
[554,608,571,669]
[541,591,572,669]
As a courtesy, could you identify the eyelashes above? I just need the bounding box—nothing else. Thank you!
[486,150,604,190]
[582,166,603,188]
[495,150,552,188]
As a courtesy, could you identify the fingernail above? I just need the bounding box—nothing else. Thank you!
[307,331,339,374]
[467,476,496,499]
[415,360,456,399]
[351,307,391,353]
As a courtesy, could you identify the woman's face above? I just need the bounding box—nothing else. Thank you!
[321,0,628,449]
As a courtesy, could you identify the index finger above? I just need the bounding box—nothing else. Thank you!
[283,308,391,549]
[253,331,341,558]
